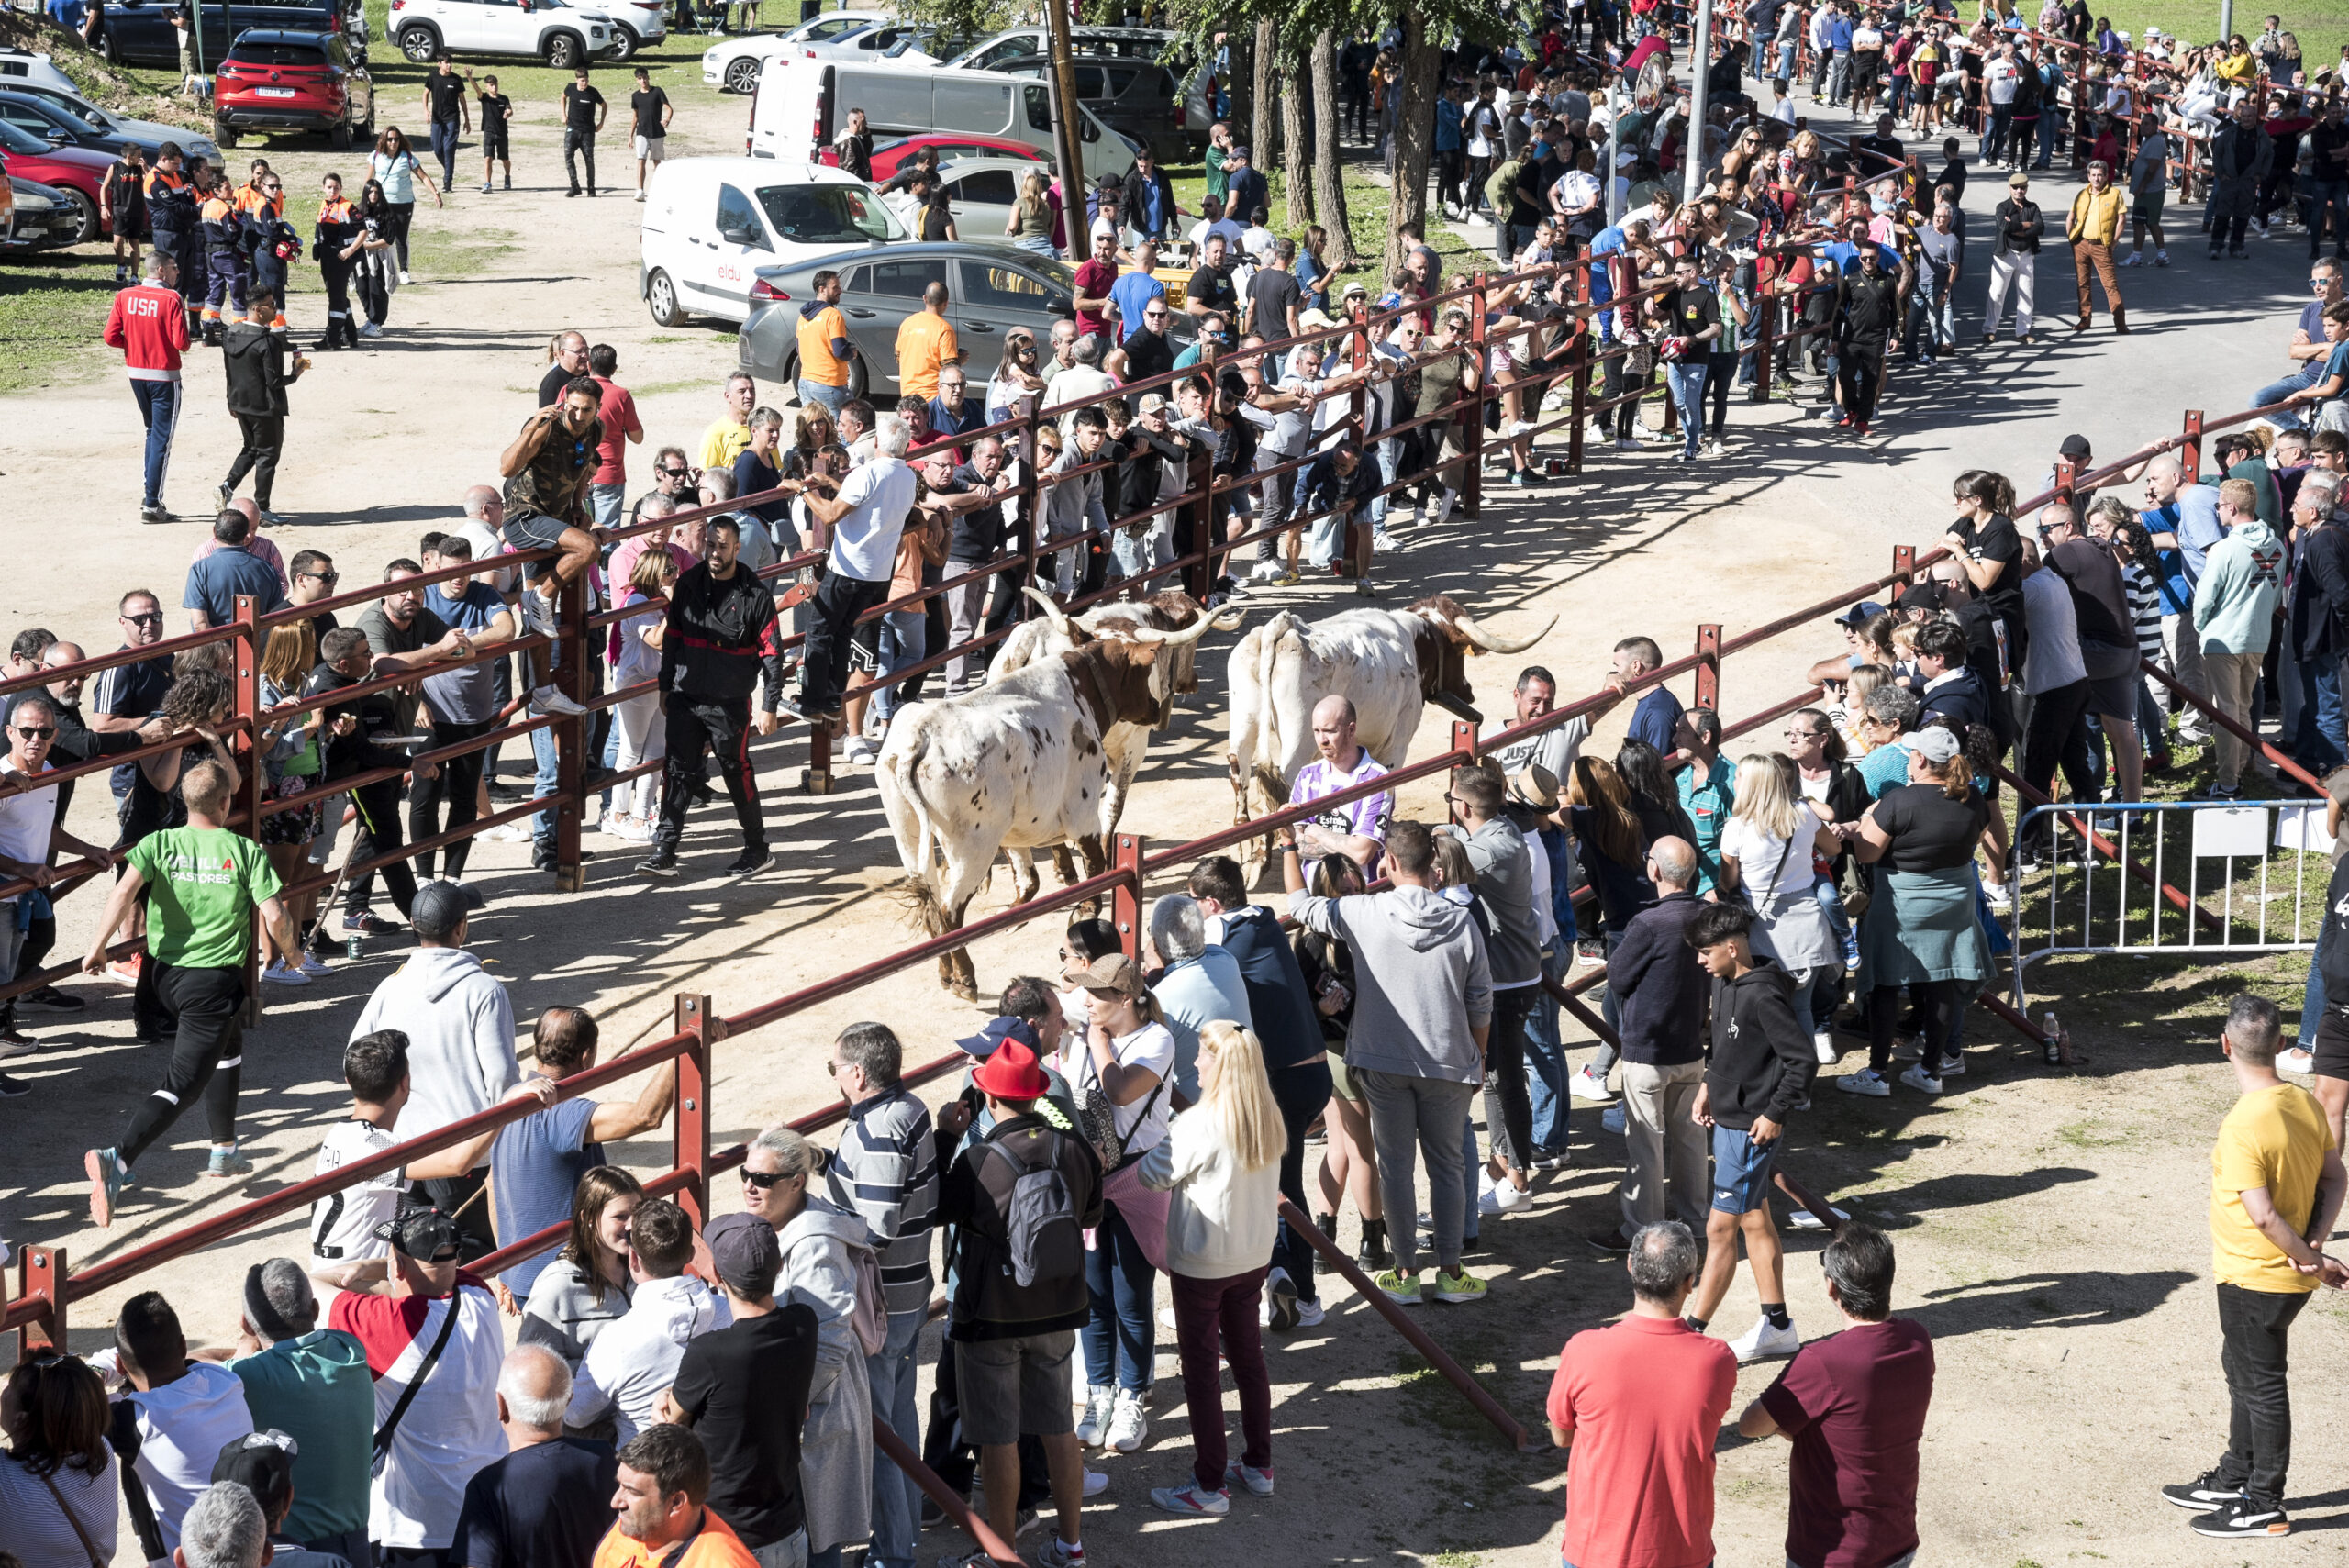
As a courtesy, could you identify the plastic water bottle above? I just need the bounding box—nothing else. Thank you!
[2042,1010,2063,1066]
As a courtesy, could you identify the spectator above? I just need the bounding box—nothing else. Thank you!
[1442,768,1542,1217]
[1058,952,1175,1456]
[566,1199,730,1445]
[657,1214,819,1568]
[738,1128,876,1568]
[794,417,918,738]
[1144,894,1252,1108]
[102,1291,257,1562]
[2193,477,2287,798]
[1288,696,1394,883]
[178,1482,269,1568]
[1141,1021,1283,1518]
[1672,708,1733,895]
[451,1346,620,1568]
[2,1353,118,1568]
[1564,753,1658,1100]
[1717,754,1844,1057]
[894,281,963,402]
[818,1022,935,1568]
[591,1426,761,1568]
[184,509,290,631]
[328,1206,505,1568]
[2042,502,2143,801]
[2161,995,2345,1540]
[222,1262,372,1561]
[349,881,521,1260]
[519,1166,644,1374]
[206,1430,348,1568]
[1285,817,1490,1306]
[406,535,514,888]
[494,1006,677,1297]
[1544,1222,1735,1568]
[933,1038,1101,1568]
[2014,539,2099,838]
[1614,637,1683,754]
[1738,1223,1936,1568]
[1594,837,1708,1253]
[1685,902,1817,1362]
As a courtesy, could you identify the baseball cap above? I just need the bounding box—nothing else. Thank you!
[2059,432,2093,459]
[409,878,484,942]
[1909,725,1963,763]
[1341,279,1369,299]
[972,1038,1050,1101]
[954,1015,1042,1059]
[703,1211,782,1296]
[213,1431,299,1520]
[1835,599,1887,628]
[374,1203,462,1262]
[1897,582,1949,612]
[1068,952,1146,997]
[1138,391,1168,415]
[1297,306,1338,332]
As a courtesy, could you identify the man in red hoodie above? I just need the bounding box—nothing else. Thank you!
[104,250,192,526]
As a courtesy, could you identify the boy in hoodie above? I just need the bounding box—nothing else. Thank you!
[95,1289,258,1563]
[2195,476,2287,798]
[349,880,518,1261]
[1285,817,1493,1307]
[566,1198,730,1444]
[1687,902,1817,1366]
[219,290,305,522]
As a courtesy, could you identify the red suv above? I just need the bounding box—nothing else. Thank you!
[214,29,373,151]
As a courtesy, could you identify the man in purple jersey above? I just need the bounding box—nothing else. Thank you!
[1288,695,1395,881]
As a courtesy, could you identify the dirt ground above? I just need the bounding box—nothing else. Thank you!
[1,61,2341,1565]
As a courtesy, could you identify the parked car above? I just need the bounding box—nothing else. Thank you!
[0,49,83,95]
[750,58,1138,186]
[387,0,613,67]
[94,0,347,71]
[1,176,83,250]
[879,155,1039,240]
[800,20,936,64]
[739,239,1081,395]
[0,119,112,239]
[640,154,907,327]
[943,23,1210,128]
[989,53,1193,162]
[818,132,1048,183]
[0,87,219,165]
[540,0,662,59]
[213,29,373,150]
[701,8,890,94]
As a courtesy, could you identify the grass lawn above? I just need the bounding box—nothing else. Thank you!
[2094,1,2349,70]
[0,251,128,395]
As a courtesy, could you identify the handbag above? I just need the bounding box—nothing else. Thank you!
[1100,1156,1172,1273]
[38,1469,105,1568]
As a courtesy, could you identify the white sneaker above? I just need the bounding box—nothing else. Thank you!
[1812,1030,1837,1064]
[1705,438,1726,456]
[1480,1180,1532,1216]
[1224,1460,1275,1496]
[1727,1316,1802,1362]
[2280,1047,2316,1074]
[261,959,311,985]
[2155,249,2170,267]
[600,812,639,839]
[1505,418,1535,438]
[484,823,531,843]
[1787,1204,1850,1232]
[1982,880,2012,913]
[1082,1467,1108,1498]
[1615,437,1641,450]
[397,269,412,284]
[842,738,879,766]
[1106,1390,1147,1453]
[1567,1066,1613,1102]
[1292,1296,1325,1328]
[530,685,588,717]
[1898,1062,1943,1095]
[1075,1386,1115,1447]
[1836,1068,1891,1097]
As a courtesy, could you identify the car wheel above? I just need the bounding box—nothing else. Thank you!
[544,31,582,69]
[724,56,760,94]
[96,28,118,64]
[397,25,440,62]
[848,354,869,399]
[607,24,637,59]
[214,117,239,150]
[329,116,352,151]
[646,268,685,327]
[63,187,98,244]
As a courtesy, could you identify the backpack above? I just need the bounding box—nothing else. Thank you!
[979,1127,1085,1290]
[843,1240,889,1356]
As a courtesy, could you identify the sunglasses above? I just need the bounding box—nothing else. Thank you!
[740,1168,789,1188]
[301,570,340,584]
[123,612,164,627]
[660,467,694,478]
[14,726,54,740]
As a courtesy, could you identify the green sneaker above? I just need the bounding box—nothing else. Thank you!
[1373,1269,1422,1305]
[201,1141,254,1180]
[1432,1269,1488,1304]
[86,1147,128,1228]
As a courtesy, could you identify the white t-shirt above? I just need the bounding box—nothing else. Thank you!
[1063,1020,1176,1156]
[309,1118,407,1271]
[1986,57,2021,102]
[451,518,521,596]
[0,758,57,903]
[329,1282,506,1551]
[117,1364,257,1557]
[826,455,918,581]
[1720,816,1807,914]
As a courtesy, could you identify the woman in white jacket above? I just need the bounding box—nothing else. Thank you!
[1139,1019,1285,1518]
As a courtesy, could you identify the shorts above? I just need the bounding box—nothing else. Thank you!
[1710,1122,1780,1215]
[633,132,666,162]
[2085,668,2139,724]
[2312,1008,2349,1080]
[955,1328,1076,1446]
[850,609,882,673]
[1328,1050,1359,1101]
[2132,190,2165,224]
[501,506,572,574]
[482,129,509,161]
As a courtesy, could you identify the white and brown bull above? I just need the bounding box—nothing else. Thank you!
[987,588,1240,894]
[878,606,1230,1000]
[1225,595,1553,870]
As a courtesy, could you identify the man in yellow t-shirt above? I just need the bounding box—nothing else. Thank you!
[894,278,963,401]
[2065,159,2129,334]
[794,268,853,418]
[698,372,756,472]
[2164,994,2345,1540]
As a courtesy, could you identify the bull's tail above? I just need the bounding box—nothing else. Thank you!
[896,871,952,939]
[876,726,941,913]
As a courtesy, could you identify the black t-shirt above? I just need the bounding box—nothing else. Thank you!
[1871,784,1990,873]
[1186,261,1239,317]
[732,449,787,524]
[1121,327,1174,383]
[1934,159,1966,201]
[1854,133,1907,177]
[2048,536,2132,651]
[478,91,512,134]
[1664,285,1721,343]
[1950,512,2025,628]
[941,467,1001,562]
[629,86,669,138]
[918,192,953,242]
[424,72,466,122]
[1838,271,1902,340]
[562,82,605,133]
[2313,123,2349,179]
[670,1308,819,1551]
[448,1437,618,1568]
[1246,267,1301,337]
[537,361,577,408]
[95,649,173,798]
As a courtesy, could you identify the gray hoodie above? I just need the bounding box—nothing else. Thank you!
[1289,884,1492,1083]
[1450,817,1542,987]
[775,1194,874,1326]
[351,946,518,1165]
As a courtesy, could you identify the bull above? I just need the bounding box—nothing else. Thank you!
[1225,595,1553,870]
[877,605,1230,1000]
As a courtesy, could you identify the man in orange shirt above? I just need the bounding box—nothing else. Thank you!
[795,269,853,418]
[894,279,963,401]
[592,1424,761,1568]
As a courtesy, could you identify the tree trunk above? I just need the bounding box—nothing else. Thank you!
[1226,22,1252,147]
[1310,30,1356,270]
[1252,17,1277,173]
[1281,50,1313,229]
[1384,7,1440,282]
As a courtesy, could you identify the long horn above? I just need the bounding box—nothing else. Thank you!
[1133,602,1245,648]
[1457,612,1556,655]
[1021,585,1075,638]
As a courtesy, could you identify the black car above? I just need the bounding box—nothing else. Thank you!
[93,0,348,71]
[0,87,219,163]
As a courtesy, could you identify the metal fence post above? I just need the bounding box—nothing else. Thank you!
[15,1245,63,1356]
[554,572,585,892]
[2181,408,2205,484]
[1893,542,1916,589]
[673,994,713,1229]
[1112,833,1144,961]
[2054,455,2077,515]
[1695,623,1722,712]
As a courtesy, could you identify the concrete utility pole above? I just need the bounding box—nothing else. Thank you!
[1684,0,1715,203]
[1043,0,1089,224]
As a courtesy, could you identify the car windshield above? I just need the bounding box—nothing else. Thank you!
[229,44,330,65]
[0,119,49,153]
[755,182,906,244]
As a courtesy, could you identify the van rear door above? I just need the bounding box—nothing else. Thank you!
[751,58,829,159]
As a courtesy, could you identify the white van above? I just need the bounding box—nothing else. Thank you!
[638,155,907,327]
[747,56,1140,187]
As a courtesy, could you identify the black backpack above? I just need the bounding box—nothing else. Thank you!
[978,1126,1085,1290]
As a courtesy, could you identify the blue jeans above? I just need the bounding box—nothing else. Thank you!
[1904,286,1956,358]
[1082,1197,1154,1394]
[865,1307,923,1568]
[529,721,560,840]
[2254,364,2323,425]
[798,378,850,417]
[1815,872,1858,980]
[1523,945,1571,1151]
[1593,928,1626,1076]
[589,481,625,531]
[2035,107,2058,165]
[131,377,181,509]
[874,608,924,722]
[2297,653,2346,773]
[1664,361,1707,458]
[2311,180,2349,252]
[2302,923,2330,1050]
[429,116,460,187]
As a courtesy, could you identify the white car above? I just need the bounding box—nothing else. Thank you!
[640,155,907,326]
[0,50,82,97]
[701,7,887,94]
[544,0,662,57]
[388,0,613,68]
[801,20,935,64]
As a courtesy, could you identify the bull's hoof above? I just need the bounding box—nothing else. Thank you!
[947,976,980,1002]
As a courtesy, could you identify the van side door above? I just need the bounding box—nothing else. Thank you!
[689,179,771,314]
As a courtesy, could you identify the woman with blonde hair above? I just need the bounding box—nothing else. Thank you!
[1141,1019,1283,1517]
[1719,753,1843,1058]
[605,549,675,842]
[1006,165,1060,258]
